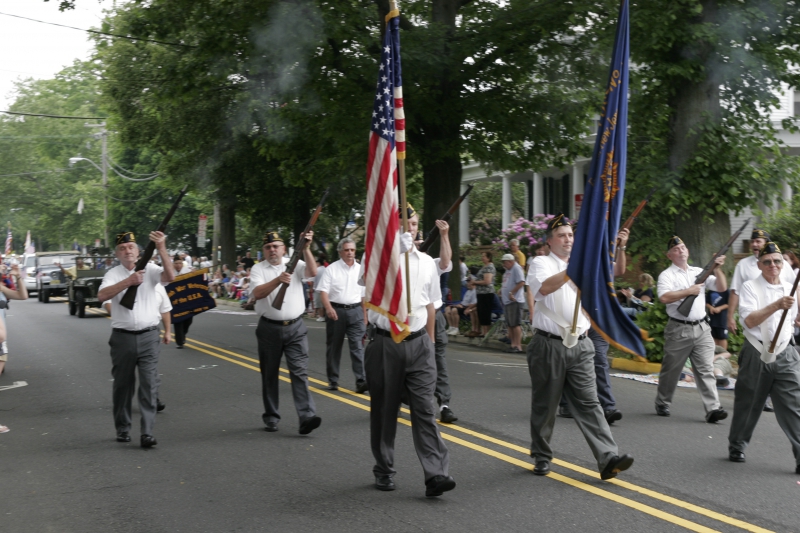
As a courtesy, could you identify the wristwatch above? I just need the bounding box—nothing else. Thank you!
[619,246,627,251]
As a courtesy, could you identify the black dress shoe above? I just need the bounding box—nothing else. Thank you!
[440,407,458,423]
[140,434,158,448]
[729,451,746,463]
[795,464,800,474]
[425,475,456,497]
[604,409,623,425]
[156,400,166,412]
[176,344,184,349]
[264,422,278,432]
[557,406,573,418]
[655,404,670,417]
[601,454,634,480]
[116,431,131,443]
[706,408,728,423]
[355,380,368,394]
[327,383,339,391]
[299,416,322,435]
[375,475,395,491]
[533,461,551,476]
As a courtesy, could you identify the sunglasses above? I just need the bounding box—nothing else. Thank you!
[761,259,783,266]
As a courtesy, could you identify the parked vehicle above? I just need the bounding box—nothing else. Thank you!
[67,256,112,318]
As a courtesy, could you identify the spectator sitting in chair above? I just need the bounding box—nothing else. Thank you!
[446,278,477,335]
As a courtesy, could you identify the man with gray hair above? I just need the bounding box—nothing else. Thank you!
[509,238,526,270]
[317,237,368,393]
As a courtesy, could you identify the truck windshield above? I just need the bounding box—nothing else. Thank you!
[38,256,76,266]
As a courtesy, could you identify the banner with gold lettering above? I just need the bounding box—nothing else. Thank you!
[165,268,216,324]
[566,0,646,358]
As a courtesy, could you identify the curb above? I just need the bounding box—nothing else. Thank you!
[448,334,521,354]
[610,357,661,374]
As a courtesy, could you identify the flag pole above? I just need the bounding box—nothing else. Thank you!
[391,0,412,317]
[569,288,581,343]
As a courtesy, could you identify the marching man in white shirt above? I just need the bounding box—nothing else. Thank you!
[97,231,176,448]
[317,237,368,393]
[656,236,728,423]
[526,214,633,480]
[728,242,800,474]
[249,231,321,435]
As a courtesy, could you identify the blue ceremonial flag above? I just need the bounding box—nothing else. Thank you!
[566,0,647,358]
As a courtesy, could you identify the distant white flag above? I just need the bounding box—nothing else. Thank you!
[77,198,84,214]
[24,231,34,254]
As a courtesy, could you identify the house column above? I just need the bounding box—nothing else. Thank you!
[571,162,585,220]
[533,172,544,216]
[502,175,512,228]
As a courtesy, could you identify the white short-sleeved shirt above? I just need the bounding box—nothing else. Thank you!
[316,259,364,305]
[657,263,717,321]
[367,247,435,333]
[461,289,477,306]
[739,276,797,344]
[250,257,307,320]
[460,261,468,282]
[731,254,795,294]
[155,284,173,314]
[526,254,589,336]
[99,263,164,330]
[502,262,525,305]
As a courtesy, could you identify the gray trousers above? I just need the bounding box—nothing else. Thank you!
[256,318,316,425]
[109,329,161,435]
[560,329,616,411]
[527,333,618,471]
[365,332,450,481]
[325,306,366,384]
[434,311,452,405]
[729,341,800,466]
[656,320,720,412]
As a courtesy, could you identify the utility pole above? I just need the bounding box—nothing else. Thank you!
[85,122,108,248]
[212,201,220,271]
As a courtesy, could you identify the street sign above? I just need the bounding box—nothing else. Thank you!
[574,194,584,219]
[198,214,208,242]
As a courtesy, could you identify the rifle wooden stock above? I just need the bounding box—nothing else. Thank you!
[676,218,750,317]
[119,185,189,310]
[418,185,474,254]
[272,188,330,310]
[613,186,657,263]
[768,265,800,353]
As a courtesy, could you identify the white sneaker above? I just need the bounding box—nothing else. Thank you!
[316,316,325,322]
[448,327,459,335]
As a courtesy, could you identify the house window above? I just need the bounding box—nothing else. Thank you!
[543,175,570,216]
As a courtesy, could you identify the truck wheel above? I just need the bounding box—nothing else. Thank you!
[76,292,86,318]
[42,289,50,303]
[68,300,77,316]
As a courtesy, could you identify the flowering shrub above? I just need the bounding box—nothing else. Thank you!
[492,214,574,249]
[469,216,503,246]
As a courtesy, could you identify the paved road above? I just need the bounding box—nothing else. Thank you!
[1,297,798,532]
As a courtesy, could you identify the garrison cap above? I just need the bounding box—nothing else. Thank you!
[759,242,781,257]
[399,202,417,220]
[262,231,284,245]
[751,229,770,241]
[546,213,570,232]
[667,236,684,250]
[115,232,135,246]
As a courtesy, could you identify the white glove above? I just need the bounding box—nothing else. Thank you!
[399,232,413,254]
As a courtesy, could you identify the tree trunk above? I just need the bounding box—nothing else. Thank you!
[668,0,730,268]
[218,194,237,269]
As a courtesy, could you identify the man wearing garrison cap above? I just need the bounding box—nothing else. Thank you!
[249,230,321,435]
[728,242,800,474]
[97,230,176,448]
[525,213,634,480]
[655,236,728,422]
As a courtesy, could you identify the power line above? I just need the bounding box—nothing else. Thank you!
[0,11,196,48]
[0,168,74,178]
[1,110,106,120]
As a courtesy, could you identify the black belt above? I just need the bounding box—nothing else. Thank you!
[534,329,586,341]
[375,327,427,342]
[669,316,707,326]
[261,315,303,326]
[112,326,158,335]
[331,302,360,309]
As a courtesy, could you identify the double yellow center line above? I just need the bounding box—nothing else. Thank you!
[79,305,772,532]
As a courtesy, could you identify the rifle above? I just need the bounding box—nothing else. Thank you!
[613,185,657,262]
[676,217,750,317]
[119,185,189,310]
[418,184,474,254]
[768,267,800,353]
[272,188,330,310]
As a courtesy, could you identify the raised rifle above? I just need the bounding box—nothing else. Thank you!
[676,218,750,317]
[613,185,657,262]
[768,264,800,353]
[119,185,189,310]
[418,185,474,254]
[272,188,330,310]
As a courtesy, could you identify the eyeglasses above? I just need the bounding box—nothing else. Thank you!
[761,259,783,266]
[264,244,282,250]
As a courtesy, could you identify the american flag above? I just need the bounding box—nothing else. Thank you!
[363,8,409,342]
[3,227,11,257]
